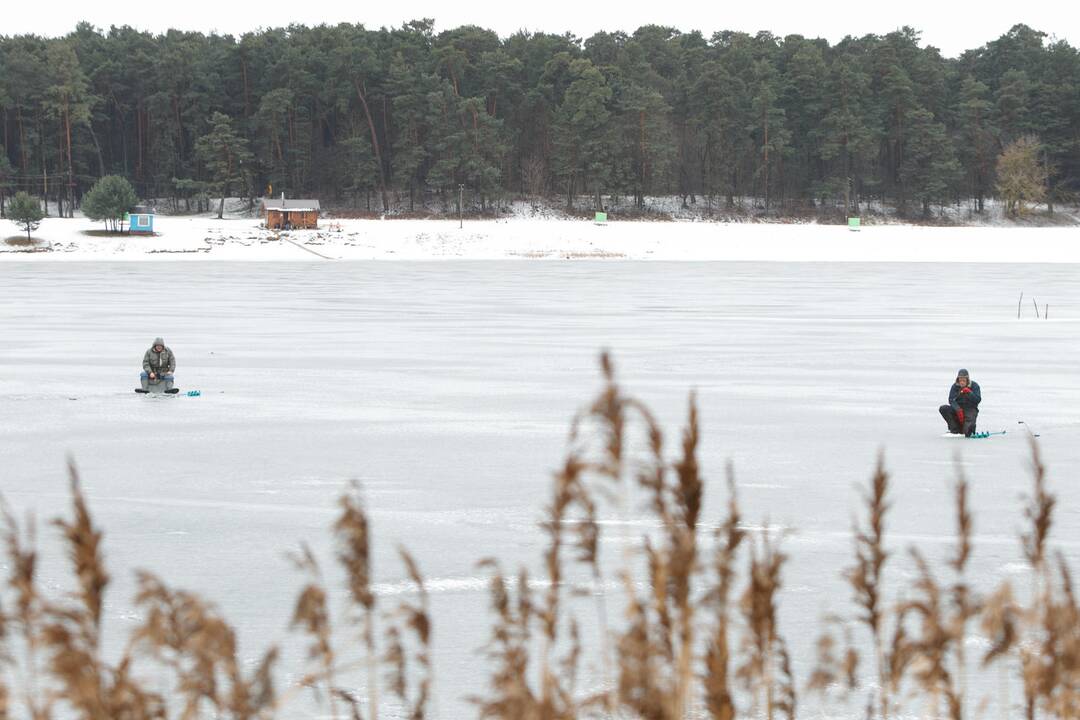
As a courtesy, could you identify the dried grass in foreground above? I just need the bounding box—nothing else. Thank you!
[0,355,1077,719]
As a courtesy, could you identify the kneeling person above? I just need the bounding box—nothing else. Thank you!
[938,368,980,436]
[141,337,177,393]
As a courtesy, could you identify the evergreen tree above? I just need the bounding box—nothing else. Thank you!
[195,112,253,218]
[819,54,876,214]
[780,38,828,205]
[899,107,961,217]
[1030,41,1080,212]
[340,132,378,210]
[253,88,294,198]
[457,97,507,210]
[81,174,138,231]
[714,31,761,207]
[389,54,437,210]
[878,63,918,210]
[750,57,790,212]
[995,69,1031,143]
[688,60,740,210]
[551,59,614,210]
[956,78,997,213]
[0,149,14,217]
[1,39,49,198]
[614,82,674,209]
[7,191,44,241]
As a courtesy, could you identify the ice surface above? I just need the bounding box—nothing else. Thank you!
[1,260,1078,717]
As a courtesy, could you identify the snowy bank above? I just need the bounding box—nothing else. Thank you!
[2,215,1079,262]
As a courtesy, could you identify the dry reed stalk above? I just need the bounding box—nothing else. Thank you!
[394,548,432,720]
[39,461,111,717]
[133,570,278,718]
[583,352,627,488]
[883,609,914,717]
[617,568,666,718]
[384,624,406,707]
[902,549,954,718]
[946,474,979,720]
[5,469,169,720]
[980,583,1019,666]
[335,482,378,720]
[669,395,703,718]
[1021,438,1053,577]
[565,457,614,715]
[1017,447,1079,719]
[807,630,840,694]
[1,498,49,720]
[559,617,581,704]
[737,527,788,720]
[55,462,109,636]
[289,543,337,716]
[1043,554,1080,717]
[567,355,625,714]
[572,351,680,716]
[846,454,892,719]
[0,640,7,720]
[1018,438,1056,720]
[539,456,575,711]
[807,615,860,700]
[332,687,365,720]
[607,372,710,719]
[775,643,797,720]
[472,560,540,719]
[95,655,167,719]
[974,438,1070,720]
[704,470,745,720]
[0,590,6,680]
[898,473,981,720]
[980,582,1018,720]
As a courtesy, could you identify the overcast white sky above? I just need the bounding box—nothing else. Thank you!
[4,0,1078,58]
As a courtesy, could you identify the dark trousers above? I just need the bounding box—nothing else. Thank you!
[939,405,978,436]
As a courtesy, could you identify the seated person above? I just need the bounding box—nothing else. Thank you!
[938,368,980,437]
[141,337,176,392]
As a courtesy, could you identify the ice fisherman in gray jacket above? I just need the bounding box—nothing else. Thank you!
[141,337,176,392]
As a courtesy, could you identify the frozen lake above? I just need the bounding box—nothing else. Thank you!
[1,261,1078,716]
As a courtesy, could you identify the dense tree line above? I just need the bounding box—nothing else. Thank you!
[0,21,1077,218]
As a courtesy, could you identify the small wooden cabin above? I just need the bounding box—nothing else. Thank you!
[261,197,320,230]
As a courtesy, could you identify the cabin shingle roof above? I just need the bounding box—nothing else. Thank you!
[261,199,321,211]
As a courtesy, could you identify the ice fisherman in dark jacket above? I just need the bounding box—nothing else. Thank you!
[938,368,981,436]
[141,337,176,391]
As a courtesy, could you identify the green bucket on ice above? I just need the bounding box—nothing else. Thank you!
[848,217,861,231]
[594,212,607,223]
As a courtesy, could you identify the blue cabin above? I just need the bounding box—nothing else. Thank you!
[129,206,155,235]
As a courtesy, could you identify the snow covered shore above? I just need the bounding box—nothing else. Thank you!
[3,214,1079,262]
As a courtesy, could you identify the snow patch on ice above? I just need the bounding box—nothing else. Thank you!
[4,213,1080,262]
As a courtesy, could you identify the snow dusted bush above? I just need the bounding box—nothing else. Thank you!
[82,175,138,233]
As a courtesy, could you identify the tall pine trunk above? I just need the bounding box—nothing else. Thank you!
[762,109,770,213]
[354,81,389,213]
[65,106,75,218]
